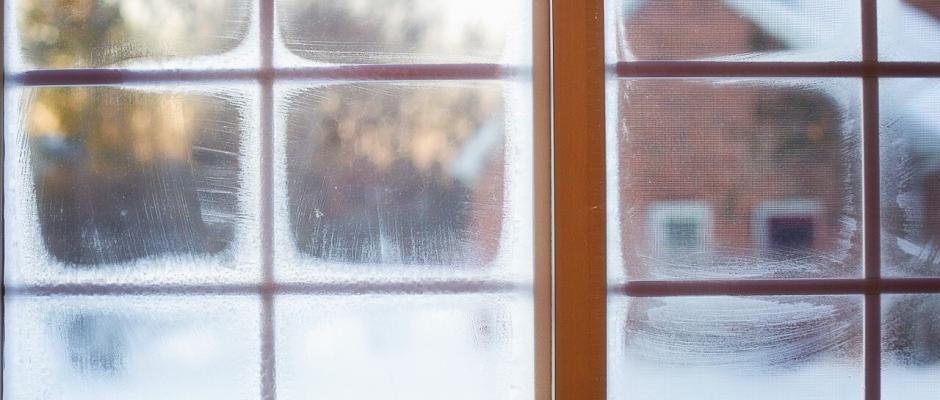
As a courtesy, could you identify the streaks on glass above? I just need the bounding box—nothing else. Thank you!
[881,79,940,277]
[275,294,532,400]
[612,79,862,280]
[3,296,261,400]
[608,295,863,400]
[614,0,860,61]
[878,0,940,62]
[275,0,524,64]
[12,0,252,69]
[882,295,940,399]
[5,86,258,283]
[281,82,505,266]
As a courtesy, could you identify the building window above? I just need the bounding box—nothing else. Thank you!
[647,201,709,257]
[753,199,821,259]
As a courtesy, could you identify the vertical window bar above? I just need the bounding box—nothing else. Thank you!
[260,0,277,398]
[861,0,881,399]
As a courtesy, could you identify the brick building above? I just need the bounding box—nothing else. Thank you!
[618,0,940,366]
[617,0,940,280]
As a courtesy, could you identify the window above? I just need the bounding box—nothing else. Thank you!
[601,1,940,400]
[3,1,550,399]
[5,1,940,400]
[647,201,710,257]
[753,199,820,258]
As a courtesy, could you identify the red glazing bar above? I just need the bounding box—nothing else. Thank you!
[14,68,261,85]
[10,64,519,86]
[861,0,881,398]
[614,61,940,78]
[614,278,940,297]
[259,0,277,398]
[3,281,532,296]
[8,278,940,297]
[277,64,518,80]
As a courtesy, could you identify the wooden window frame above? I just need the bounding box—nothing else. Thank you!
[554,1,940,400]
[6,0,940,399]
[1,1,552,399]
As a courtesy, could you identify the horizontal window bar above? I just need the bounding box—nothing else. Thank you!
[614,61,940,78]
[4,281,530,296]
[612,278,940,297]
[8,64,525,86]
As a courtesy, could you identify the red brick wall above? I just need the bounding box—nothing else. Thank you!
[624,0,783,60]
[619,0,856,277]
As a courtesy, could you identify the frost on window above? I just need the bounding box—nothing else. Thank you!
[282,83,504,266]
[4,296,262,400]
[878,0,940,62]
[613,79,862,280]
[608,296,863,400]
[275,294,532,400]
[882,295,940,400]
[12,0,253,70]
[18,87,248,266]
[275,0,524,65]
[881,79,940,277]
[614,0,860,61]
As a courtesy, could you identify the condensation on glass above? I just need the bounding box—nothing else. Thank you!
[610,0,861,62]
[274,0,530,65]
[273,81,534,283]
[610,78,862,281]
[881,79,940,277]
[275,294,533,400]
[4,86,262,286]
[608,295,864,400]
[5,0,536,398]
[10,0,255,70]
[878,0,940,62]
[881,294,940,400]
[281,83,503,266]
[4,296,262,400]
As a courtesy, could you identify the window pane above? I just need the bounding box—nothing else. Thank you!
[608,295,863,400]
[3,296,261,400]
[612,0,860,62]
[275,0,530,65]
[878,0,940,62]
[4,86,260,285]
[275,294,533,400]
[609,79,862,281]
[881,79,940,277]
[11,0,254,70]
[275,81,532,282]
[882,294,940,400]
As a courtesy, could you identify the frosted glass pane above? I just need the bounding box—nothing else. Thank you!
[613,0,860,61]
[275,294,533,400]
[4,86,261,285]
[274,81,534,282]
[3,295,261,400]
[878,0,940,62]
[609,79,862,280]
[275,0,530,65]
[881,79,940,277]
[11,0,254,70]
[882,295,940,400]
[608,295,863,400]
